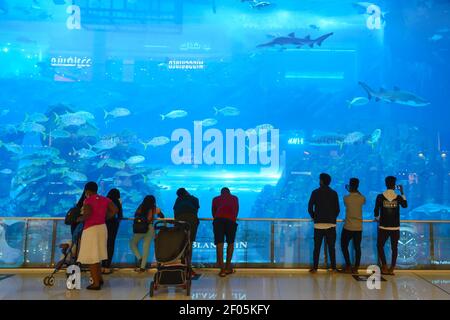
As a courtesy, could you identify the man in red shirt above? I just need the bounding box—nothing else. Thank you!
[212,187,239,277]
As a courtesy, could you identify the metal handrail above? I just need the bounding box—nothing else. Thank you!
[1,216,450,269]
[1,217,450,223]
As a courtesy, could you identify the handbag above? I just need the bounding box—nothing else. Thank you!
[133,213,149,234]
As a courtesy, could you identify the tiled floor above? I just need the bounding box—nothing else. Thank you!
[0,269,449,300]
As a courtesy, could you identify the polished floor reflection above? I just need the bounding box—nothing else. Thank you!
[0,269,449,300]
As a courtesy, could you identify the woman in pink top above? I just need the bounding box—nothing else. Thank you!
[77,182,118,290]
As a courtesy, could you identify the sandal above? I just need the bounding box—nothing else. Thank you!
[224,269,235,275]
[219,269,227,277]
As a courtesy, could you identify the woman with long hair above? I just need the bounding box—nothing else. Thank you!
[102,188,123,274]
[130,195,164,272]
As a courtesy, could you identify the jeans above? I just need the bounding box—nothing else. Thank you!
[313,227,336,270]
[377,228,400,267]
[340,228,362,268]
[130,225,155,269]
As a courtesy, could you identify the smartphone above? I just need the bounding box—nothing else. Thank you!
[396,185,402,190]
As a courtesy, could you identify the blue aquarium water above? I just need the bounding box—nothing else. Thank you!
[0,0,449,224]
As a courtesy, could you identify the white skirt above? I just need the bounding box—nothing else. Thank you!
[77,224,108,265]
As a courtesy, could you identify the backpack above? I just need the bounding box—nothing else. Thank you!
[64,207,81,226]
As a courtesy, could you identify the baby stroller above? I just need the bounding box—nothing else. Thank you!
[149,220,192,297]
[43,222,83,286]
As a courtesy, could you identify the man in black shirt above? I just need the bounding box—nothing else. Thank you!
[173,188,200,245]
[308,173,340,273]
[374,176,407,275]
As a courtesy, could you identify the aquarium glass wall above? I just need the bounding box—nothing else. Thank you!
[0,0,450,265]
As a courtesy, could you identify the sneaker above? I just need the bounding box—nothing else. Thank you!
[225,268,235,275]
[309,268,318,274]
[219,269,227,277]
[388,267,395,275]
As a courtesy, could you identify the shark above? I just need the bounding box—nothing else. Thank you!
[358,81,430,107]
[257,32,334,49]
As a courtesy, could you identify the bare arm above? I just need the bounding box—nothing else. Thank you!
[106,201,118,220]
[77,204,92,223]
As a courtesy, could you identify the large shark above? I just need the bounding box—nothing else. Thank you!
[257,32,334,49]
[358,81,430,107]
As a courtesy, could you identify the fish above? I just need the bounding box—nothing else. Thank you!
[72,147,99,159]
[347,97,369,108]
[140,136,170,149]
[309,24,320,31]
[367,129,382,146]
[125,155,146,165]
[49,129,71,139]
[34,147,60,158]
[214,106,240,116]
[54,112,87,127]
[52,158,66,165]
[199,118,218,127]
[0,109,10,116]
[257,32,334,49]
[251,1,273,9]
[91,138,119,150]
[74,111,95,121]
[358,82,430,107]
[343,131,365,145]
[18,122,46,135]
[53,0,66,5]
[160,110,188,120]
[97,159,125,170]
[429,34,443,41]
[63,171,88,182]
[104,107,131,119]
[0,169,12,175]
[0,141,23,154]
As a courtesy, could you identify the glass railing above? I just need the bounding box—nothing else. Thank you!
[1,217,449,269]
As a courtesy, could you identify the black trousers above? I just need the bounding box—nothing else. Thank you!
[102,219,120,268]
[313,227,336,270]
[377,228,400,267]
[340,228,362,268]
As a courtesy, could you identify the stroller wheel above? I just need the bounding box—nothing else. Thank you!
[89,277,94,284]
[149,281,155,298]
[43,276,54,287]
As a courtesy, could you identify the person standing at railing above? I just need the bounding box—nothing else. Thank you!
[173,188,200,276]
[374,176,407,276]
[340,178,366,274]
[212,187,239,277]
[308,173,340,273]
[102,188,123,275]
[76,182,118,290]
[130,195,164,273]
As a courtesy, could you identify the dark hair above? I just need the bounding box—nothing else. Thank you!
[107,188,122,218]
[176,188,189,197]
[84,181,98,193]
[221,187,230,195]
[140,195,156,216]
[385,176,396,189]
[349,178,360,192]
[320,173,332,186]
[76,191,86,209]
